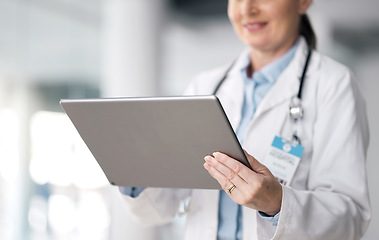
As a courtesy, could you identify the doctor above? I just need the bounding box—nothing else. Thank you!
[120,0,371,239]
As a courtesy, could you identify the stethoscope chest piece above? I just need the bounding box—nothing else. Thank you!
[289,97,304,122]
[289,96,304,144]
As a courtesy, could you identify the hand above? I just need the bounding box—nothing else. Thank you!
[204,150,282,216]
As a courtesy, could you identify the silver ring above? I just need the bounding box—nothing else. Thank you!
[227,184,236,194]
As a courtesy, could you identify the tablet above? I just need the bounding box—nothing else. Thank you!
[60,95,249,189]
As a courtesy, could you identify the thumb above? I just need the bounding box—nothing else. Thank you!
[243,149,268,174]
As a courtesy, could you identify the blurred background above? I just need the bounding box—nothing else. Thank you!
[0,0,378,239]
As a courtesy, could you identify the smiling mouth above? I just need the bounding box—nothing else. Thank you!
[243,22,268,32]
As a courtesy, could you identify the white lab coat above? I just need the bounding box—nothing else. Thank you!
[120,37,371,240]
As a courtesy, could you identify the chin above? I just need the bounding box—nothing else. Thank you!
[239,30,271,49]
[244,39,273,51]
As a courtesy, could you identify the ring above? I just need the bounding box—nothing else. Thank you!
[227,184,236,194]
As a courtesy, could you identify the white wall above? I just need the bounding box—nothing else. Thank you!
[308,1,379,239]
[356,54,379,240]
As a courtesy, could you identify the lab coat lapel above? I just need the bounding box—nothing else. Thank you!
[253,67,299,118]
[216,50,248,131]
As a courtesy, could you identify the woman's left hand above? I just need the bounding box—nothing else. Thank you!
[204,150,282,216]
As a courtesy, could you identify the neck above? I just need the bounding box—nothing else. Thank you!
[248,37,298,76]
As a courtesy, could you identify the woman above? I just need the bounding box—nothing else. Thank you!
[120,0,371,239]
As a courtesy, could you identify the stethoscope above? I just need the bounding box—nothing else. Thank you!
[212,45,313,145]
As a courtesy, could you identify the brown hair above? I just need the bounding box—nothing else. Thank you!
[299,14,317,49]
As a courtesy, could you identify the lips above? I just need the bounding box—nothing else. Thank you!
[243,22,268,32]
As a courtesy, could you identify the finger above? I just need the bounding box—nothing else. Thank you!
[212,152,255,183]
[204,155,246,186]
[203,161,236,191]
[204,160,249,201]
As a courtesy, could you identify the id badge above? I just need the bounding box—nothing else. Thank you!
[264,136,304,186]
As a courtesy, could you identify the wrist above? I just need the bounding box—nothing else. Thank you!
[264,184,283,216]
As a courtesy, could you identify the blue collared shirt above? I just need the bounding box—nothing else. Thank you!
[217,40,299,240]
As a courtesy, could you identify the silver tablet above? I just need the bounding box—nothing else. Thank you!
[60,95,249,189]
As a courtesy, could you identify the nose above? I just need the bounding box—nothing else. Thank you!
[241,0,258,16]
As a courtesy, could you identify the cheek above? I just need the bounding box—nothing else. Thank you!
[228,6,243,36]
[227,4,238,23]
[267,5,299,32]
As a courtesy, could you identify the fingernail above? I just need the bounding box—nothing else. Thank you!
[204,156,213,164]
[213,152,219,158]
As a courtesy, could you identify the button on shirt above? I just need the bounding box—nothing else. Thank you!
[217,41,299,240]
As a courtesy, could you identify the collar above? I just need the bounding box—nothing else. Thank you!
[240,38,300,85]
